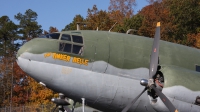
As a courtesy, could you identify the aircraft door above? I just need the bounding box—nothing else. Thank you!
[92,34,109,73]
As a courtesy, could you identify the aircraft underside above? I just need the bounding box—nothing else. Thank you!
[17,52,200,112]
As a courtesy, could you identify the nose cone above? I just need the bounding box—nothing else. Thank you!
[16,38,38,59]
[16,41,29,59]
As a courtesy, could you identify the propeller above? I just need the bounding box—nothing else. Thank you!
[121,87,147,112]
[121,22,178,112]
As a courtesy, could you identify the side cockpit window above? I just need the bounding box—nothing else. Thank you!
[196,65,200,72]
[59,34,84,55]
[47,33,60,39]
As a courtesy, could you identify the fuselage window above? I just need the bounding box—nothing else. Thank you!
[196,65,200,72]
[61,34,71,41]
[72,35,83,43]
[59,43,71,53]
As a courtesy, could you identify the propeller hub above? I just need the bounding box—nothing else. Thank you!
[148,79,154,87]
[140,79,148,86]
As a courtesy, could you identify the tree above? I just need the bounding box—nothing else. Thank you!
[86,5,114,31]
[49,26,59,33]
[113,14,143,33]
[0,57,14,107]
[146,0,162,4]
[137,1,177,43]
[0,16,18,57]
[108,0,136,17]
[43,26,59,34]
[186,33,200,48]
[166,0,200,45]
[27,77,58,105]
[195,33,200,49]
[108,0,136,24]
[62,15,85,31]
[12,62,29,106]
[15,9,42,40]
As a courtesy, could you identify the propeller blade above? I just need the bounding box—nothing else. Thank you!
[121,87,147,112]
[149,22,161,78]
[151,85,178,112]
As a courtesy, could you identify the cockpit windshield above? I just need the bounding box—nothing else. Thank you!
[39,33,60,39]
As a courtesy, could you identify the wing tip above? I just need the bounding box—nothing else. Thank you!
[157,22,160,27]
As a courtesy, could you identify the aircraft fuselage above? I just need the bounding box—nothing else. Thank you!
[17,30,200,112]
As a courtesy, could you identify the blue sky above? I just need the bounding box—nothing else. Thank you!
[0,0,148,32]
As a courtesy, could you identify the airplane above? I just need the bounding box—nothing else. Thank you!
[16,22,200,112]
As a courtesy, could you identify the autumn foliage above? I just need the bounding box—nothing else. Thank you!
[1,0,200,108]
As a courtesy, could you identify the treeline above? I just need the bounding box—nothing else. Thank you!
[1,0,200,108]
[0,9,58,107]
[64,0,200,48]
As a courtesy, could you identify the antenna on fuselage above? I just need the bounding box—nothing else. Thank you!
[109,22,117,32]
[76,22,88,30]
[77,22,80,30]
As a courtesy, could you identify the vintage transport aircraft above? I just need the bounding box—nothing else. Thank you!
[16,22,200,112]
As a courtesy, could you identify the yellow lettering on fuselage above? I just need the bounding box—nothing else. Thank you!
[72,57,89,66]
[44,52,52,58]
[44,53,89,66]
[52,53,71,62]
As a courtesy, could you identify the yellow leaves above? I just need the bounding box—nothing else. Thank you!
[28,77,58,105]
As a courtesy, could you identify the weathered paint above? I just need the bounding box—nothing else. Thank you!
[16,30,200,111]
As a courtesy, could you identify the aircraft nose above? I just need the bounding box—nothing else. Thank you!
[16,41,29,59]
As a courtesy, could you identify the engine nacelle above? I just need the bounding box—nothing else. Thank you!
[51,98,70,106]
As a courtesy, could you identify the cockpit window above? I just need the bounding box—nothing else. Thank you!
[59,43,71,53]
[48,33,60,39]
[72,35,83,43]
[39,33,60,39]
[59,35,84,55]
[73,45,83,55]
[61,34,71,41]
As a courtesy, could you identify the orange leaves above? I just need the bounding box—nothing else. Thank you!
[108,0,136,17]
[108,0,136,25]
[137,1,178,43]
[195,34,200,49]
[0,60,58,106]
[49,27,59,33]
[86,5,114,31]
[109,10,125,25]
[28,77,58,105]
[187,33,200,48]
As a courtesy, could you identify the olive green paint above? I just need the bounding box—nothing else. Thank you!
[17,30,200,91]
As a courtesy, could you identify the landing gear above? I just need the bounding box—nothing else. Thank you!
[71,101,77,112]
[51,93,71,112]
[195,96,200,106]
